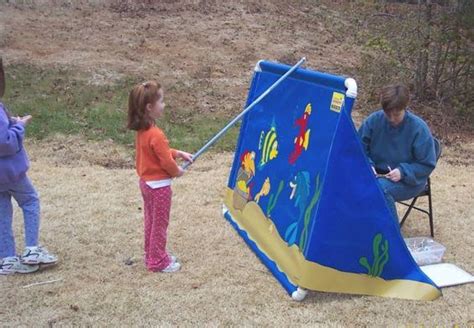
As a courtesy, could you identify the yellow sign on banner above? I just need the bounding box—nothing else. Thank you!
[330,92,345,113]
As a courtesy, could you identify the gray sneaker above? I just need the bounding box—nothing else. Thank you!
[161,258,181,273]
[21,246,58,265]
[0,257,39,275]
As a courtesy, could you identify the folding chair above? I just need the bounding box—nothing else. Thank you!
[399,138,442,237]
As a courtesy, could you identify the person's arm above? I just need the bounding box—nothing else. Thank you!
[169,148,193,161]
[398,130,436,186]
[358,118,375,168]
[0,108,26,156]
[150,130,183,178]
[175,150,193,163]
[170,148,178,159]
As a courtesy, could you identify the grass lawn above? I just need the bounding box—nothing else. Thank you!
[3,64,240,153]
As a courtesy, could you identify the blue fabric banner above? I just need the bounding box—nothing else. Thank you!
[223,61,441,300]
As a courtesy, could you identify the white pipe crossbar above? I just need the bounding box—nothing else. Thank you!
[182,57,306,169]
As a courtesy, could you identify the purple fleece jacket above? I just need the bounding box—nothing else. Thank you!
[0,103,29,184]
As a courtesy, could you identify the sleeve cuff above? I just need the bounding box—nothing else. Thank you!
[397,166,405,180]
[171,149,178,159]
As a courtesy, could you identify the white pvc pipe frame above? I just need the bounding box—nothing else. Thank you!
[197,59,358,301]
[181,57,307,169]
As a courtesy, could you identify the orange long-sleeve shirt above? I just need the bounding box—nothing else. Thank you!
[135,126,180,181]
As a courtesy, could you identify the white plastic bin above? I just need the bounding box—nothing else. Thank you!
[404,237,446,266]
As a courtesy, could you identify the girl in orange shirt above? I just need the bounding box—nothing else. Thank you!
[127,81,193,273]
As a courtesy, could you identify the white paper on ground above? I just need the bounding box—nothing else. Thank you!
[420,263,474,288]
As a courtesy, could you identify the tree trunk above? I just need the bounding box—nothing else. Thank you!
[414,0,432,100]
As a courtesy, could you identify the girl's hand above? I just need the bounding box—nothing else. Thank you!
[15,115,32,126]
[177,151,193,163]
[176,167,185,177]
[385,168,401,182]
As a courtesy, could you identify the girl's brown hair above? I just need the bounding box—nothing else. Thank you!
[127,80,162,131]
[379,84,410,113]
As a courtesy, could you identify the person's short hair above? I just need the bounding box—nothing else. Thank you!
[379,84,410,113]
[127,81,161,131]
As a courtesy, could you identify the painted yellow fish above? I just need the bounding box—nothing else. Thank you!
[259,126,278,167]
[254,177,271,203]
[237,180,250,194]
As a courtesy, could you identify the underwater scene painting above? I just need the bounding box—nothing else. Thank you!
[223,61,441,301]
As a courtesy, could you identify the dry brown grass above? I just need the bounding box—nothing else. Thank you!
[1,139,473,327]
[0,2,472,326]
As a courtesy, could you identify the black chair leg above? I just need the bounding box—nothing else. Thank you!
[398,148,438,236]
[427,185,434,237]
[399,197,418,227]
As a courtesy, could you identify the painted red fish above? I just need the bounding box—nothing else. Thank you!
[289,103,312,164]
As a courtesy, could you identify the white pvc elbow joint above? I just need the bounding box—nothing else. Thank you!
[345,78,358,98]
[291,287,307,301]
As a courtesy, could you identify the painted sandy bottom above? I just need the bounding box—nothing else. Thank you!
[224,188,441,301]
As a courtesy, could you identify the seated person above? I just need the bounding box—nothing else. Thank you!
[358,84,437,223]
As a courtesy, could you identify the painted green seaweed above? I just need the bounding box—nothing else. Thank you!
[266,180,284,217]
[359,233,389,277]
[299,174,322,250]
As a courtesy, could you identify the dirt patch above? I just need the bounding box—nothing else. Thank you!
[0,1,361,118]
[27,135,135,169]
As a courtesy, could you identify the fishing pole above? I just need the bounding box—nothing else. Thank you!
[181,57,306,169]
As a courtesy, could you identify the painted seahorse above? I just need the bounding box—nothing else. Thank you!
[254,177,271,204]
[289,103,312,164]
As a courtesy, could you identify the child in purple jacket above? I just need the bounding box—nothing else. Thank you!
[0,61,57,275]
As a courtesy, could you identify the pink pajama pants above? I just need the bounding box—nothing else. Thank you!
[139,180,172,272]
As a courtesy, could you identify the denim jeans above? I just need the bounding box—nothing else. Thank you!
[0,175,40,258]
[377,177,426,223]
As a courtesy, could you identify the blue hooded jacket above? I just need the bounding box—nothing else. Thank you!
[358,109,436,188]
[0,103,29,184]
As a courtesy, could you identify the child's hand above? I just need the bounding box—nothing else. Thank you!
[15,115,32,126]
[177,150,193,163]
[176,167,185,177]
[385,168,401,182]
